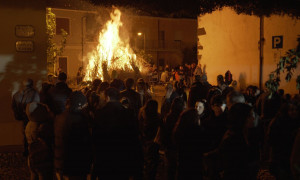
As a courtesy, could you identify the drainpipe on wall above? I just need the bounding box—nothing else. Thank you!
[157,19,160,68]
[259,16,264,90]
[81,16,86,68]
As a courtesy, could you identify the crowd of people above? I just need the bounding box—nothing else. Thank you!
[11,68,300,180]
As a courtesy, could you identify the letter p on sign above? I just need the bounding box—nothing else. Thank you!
[272,36,283,49]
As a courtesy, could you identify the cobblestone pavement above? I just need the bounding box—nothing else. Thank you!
[0,150,276,180]
[0,152,30,180]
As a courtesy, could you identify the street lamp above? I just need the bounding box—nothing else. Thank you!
[137,32,145,51]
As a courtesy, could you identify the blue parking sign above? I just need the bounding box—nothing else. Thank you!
[272,36,283,49]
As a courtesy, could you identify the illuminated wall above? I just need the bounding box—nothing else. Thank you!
[198,7,300,94]
[0,2,46,146]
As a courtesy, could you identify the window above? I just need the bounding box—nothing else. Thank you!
[56,18,70,35]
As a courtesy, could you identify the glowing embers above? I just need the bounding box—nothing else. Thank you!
[84,8,145,81]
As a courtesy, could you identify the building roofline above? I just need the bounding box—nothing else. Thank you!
[48,7,196,21]
[48,7,97,14]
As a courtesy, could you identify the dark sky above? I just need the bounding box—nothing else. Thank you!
[47,0,300,18]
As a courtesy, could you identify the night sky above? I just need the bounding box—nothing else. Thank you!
[46,0,300,18]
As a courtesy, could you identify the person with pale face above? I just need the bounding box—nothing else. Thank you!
[195,100,206,126]
[195,101,205,116]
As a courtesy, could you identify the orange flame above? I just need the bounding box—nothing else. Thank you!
[84,8,145,81]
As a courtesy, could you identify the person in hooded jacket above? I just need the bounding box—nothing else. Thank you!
[25,102,54,180]
[54,91,92,180]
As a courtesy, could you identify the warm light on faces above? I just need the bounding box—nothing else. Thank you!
[195,101,205,115]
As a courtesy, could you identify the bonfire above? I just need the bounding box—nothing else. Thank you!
[84,8,147,81]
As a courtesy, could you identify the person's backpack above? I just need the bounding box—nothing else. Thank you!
[12,90,31,121]
[28,138,53,171]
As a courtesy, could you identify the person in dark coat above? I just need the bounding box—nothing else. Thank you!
[161,97,184,180]
[47,72,72,115]
[137,79,152,107]
[205,103,259,180]
[204,94,228,151]
[25,102,54,180]
[291,128,300,180]
[54,91,92,179]
[12,78,40,157]
[138,100,161,180]
[188,75,210,108]
[174,108,210,180]
[120,78,142,117]
[267,101,300,180]
[93,87,143,180]
[161,83,179,120]
[85,79,101,117]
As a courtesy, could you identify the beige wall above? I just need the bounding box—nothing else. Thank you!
[0,2,47,145]
[198,7,300,94]
[264,15,300,94]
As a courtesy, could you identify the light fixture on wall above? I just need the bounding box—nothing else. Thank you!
[137,32,145,51]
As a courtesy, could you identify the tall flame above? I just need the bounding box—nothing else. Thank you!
[84,8,145,81]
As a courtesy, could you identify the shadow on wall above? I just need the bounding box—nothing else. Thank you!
[239,72,247,91]
[0,53,46,123]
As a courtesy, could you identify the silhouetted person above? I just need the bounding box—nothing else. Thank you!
[93,87,143,180]
[85,79,101,115]
[291,128,300,180]
[205,103,259,180]
[174,108,210,180]
[226,90,245,111]
[267,102,300,180]
[204,94,227,151]
[54,91,92,179]
[188,75,209,108]
[161,97,184,180]
[47,72,72,115]
[120,78,142,117]
[161,83,179,120]
[139,100,161,180]
[221,103,259,180]
[137,78,152,107]
[25,102,54,180]
[12,78,40,156]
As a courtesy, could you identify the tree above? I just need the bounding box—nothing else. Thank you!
[46,8,68,75]
[265,37,300,97]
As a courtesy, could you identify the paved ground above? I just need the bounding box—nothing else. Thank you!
[0,151,30,179]
[0,150,275,180]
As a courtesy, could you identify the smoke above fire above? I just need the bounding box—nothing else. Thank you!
[84,8,148,81]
